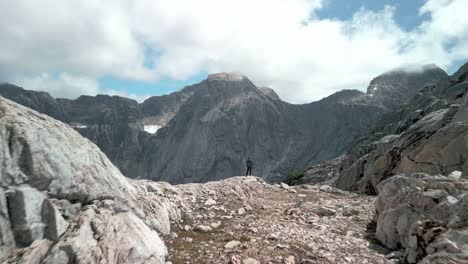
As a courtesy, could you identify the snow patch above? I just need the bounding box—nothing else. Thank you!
[72,125,88,129]
[144,125,162,134]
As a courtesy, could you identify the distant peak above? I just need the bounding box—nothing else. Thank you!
[207,72,246,81]
[381,64,445,76]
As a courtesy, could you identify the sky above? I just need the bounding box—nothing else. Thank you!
[0,0,467,103]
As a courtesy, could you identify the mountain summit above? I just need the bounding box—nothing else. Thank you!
[207,72,246,81]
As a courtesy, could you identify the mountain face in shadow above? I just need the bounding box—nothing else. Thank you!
[0,66,447,183]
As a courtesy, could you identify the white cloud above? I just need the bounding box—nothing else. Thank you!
[14,73,151,102]
[0,0,467,103]
[14,73,99,99]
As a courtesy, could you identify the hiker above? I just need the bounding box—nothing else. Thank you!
[246,157,253,176]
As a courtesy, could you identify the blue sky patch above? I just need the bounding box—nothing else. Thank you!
[316,0,429,31]
[99,72,207,97]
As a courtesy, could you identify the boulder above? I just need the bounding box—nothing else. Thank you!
[375,173,468,263]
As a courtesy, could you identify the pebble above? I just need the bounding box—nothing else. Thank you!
[224,240,241,249]
[194,225,212,232]
[210,221,222,229]
[243,258,260,264]
[238,208,246,215]
[284,256,295,264]
[204,198,217,206]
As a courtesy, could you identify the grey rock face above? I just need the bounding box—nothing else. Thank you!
[336,63,467,193]
[375,173,468,263]
[142,76,390,183]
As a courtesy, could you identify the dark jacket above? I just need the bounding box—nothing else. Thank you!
[246,159,253,168]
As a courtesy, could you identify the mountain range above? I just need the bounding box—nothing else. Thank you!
[0,65,451,183]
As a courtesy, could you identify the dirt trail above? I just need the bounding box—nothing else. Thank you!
[165,177,394,264]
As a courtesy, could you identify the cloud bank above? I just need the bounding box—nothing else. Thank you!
[0,0,467,102]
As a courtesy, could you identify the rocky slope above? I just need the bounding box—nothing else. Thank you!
[0,66,447,183]
[334,62,468,194]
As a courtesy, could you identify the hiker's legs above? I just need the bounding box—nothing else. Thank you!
[246,168,249,176]
[247,167,252,176]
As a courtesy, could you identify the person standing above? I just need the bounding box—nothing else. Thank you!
[246,157,253,176]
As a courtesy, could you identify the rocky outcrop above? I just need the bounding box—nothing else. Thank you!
[0,96,184,263]
[336,63,468,193]
[375,173,468,263]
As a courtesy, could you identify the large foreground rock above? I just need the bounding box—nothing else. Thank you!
[0,96,185,263]
[375,173,468,263]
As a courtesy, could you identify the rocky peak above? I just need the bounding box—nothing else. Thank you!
[366,64,448,109]
[207,72,246,81]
